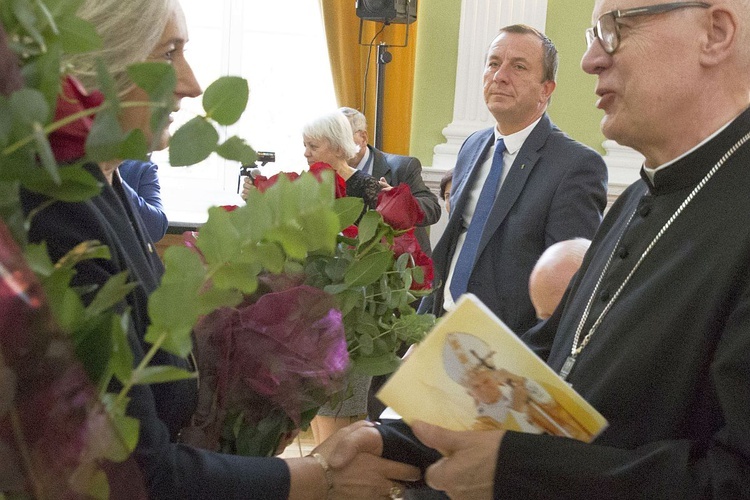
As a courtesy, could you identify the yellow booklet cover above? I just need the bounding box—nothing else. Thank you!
[377,294,608,442]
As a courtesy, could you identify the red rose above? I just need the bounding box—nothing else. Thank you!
[391,229,434,290]
[252,172,300,193]
[48,76,105,163]
[219,205,239,212]
[309,162,347,198]
[341,225,359,239]
[376,183,425,230]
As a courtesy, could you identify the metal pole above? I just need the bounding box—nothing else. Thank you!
[374,42,391,150]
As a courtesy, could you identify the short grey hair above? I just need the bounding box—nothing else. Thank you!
[64,0,177,95]
[303,112,360,160]
[339,107,368,133]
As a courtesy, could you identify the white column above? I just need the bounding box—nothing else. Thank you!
[431,0,549,169]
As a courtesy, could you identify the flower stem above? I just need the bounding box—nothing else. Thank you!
[113,328,168,408]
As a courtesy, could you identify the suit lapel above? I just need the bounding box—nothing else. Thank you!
[369,146,390,180]
[476,115,552,255]
[432,130,494,276]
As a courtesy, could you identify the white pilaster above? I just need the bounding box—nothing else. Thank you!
[431,0,549,169]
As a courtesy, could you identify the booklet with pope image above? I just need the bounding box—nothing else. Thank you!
[377,294,608,442]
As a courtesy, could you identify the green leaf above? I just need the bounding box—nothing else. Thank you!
[21,163,101,202]
[168,116,219,166]
[351,353,401,376]
[32,123,60,185]
[345,251,393,287]
[56,13,101,54]
[109,313,134,384]
[95,58,120,112]
[86,271,137,318]
[202,76,248,125]
[23,243,55,277]
[101,393,140,457]
[254,242,285,274]
[126,62,176,100]
[118,129,149,161]
[133,365,197,385]
[126,62,176,144]
[357,333,374,355]
[73,313,115,384]
[334,196,365,231]
[323,283,350,294]
[211,263,260,294]
[216,136,257,164]
[356,210,382,245]
[9,88,49,125]
[196,287,243,315]
[0,97,11,148]
[85,108,125,162]
[196,205,241,264]
[395,252,410,273]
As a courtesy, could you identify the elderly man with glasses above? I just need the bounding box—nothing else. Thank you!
[328,0,750,498]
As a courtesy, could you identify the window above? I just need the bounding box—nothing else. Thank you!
[152,0,337,225]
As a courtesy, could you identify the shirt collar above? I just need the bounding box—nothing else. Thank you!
[355,145,371,173]
[493,116,542,155]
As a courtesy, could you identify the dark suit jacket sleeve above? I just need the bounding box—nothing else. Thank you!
[544,148,607,246]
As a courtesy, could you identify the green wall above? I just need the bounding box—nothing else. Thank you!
[408,0,461,164]
[408,1,605,164]
[545,0,606,154]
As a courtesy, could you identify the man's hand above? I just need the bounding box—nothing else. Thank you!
[316,421,420,499]
[412,420,504,500]
[378,177,394,191]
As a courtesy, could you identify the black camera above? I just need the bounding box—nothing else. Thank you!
[238,151,275,192]
[240,151,275,178]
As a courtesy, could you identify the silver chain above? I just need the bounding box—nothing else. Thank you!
[568,131,750,359]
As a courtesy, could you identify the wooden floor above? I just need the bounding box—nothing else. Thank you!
[279,429,316,458]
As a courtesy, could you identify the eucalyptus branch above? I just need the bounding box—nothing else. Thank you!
[347,326,397,354]
[1,100,167,157]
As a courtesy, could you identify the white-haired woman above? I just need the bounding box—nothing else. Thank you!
[302,111,382,209]
[19,0,418,498]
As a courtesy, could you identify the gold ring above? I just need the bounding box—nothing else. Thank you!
[389,484,403,499]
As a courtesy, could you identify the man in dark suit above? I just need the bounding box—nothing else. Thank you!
[423,24,608,335]
[339,107,441,256]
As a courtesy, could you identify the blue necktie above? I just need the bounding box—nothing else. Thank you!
[449,138,506,300]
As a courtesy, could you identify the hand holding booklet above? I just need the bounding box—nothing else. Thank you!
[377,294,608,442]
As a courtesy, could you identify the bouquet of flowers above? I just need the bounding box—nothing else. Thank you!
[180,163,436,457]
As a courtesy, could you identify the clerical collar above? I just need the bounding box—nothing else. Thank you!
[642,114,738,182]
[494,116,542,155]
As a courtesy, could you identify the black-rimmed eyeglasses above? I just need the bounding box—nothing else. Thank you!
[585,2,710,54]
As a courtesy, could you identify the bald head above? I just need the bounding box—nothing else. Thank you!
[529,239,591,320]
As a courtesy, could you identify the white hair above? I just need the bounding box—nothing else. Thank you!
[64,0,177,95]
[303,112,360,160]
[339,106,368,133]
